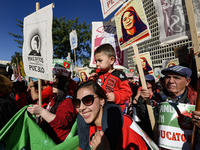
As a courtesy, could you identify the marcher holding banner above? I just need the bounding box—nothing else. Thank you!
[27,75,77,144]
[137,65,198,149]
[73,80,148,150]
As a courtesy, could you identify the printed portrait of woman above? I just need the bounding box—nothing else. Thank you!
[140,57,152,73]
[80,72,88,82]
[119,6,148,45]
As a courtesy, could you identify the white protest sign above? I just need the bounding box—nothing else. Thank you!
[100,0,125,19]
[69,30,78,50]
[23,3,53,81]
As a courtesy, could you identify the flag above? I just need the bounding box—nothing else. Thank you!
[0,106,79,150]
[0,106,56,149]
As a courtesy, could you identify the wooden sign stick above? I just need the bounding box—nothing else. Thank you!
[185,0,200,149]
[133,44,158,144]
[35,2,43,109]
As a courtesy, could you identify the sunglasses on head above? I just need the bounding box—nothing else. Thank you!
[72,94,98,108]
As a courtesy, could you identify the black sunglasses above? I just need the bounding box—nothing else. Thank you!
[72,94,98,108]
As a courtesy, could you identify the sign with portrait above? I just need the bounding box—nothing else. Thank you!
[52,59,71,77]
[115,0,151,50]
[100,0,125,19]
[22,4,53,81]
[123,67,137,77]
[69,30,78,50]
[78,68,89,82]
[132,52,153,74]
[89,21,128,69]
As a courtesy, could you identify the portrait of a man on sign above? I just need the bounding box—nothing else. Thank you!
[115,0,151,50]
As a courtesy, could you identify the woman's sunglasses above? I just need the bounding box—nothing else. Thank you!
[72,94,98,108]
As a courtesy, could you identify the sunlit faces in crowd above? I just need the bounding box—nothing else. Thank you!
[95,52,115,73]
[164,72,191,97]
[122,11,135,31]
[75,86,105,126]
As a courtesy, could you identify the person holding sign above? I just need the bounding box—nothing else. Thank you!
[27,75,77,144]
[119,6,147,45]
[90,44,132,112]
[73,80,147,150]
[137,65,197,148]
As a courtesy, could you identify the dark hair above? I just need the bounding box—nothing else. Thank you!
[50,76,70,113]
[0,75,13,94]
[75,80,107,103]
[94,43,116,62]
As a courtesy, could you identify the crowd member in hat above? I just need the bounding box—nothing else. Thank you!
[137,65,197,146]
[27,75,77,144]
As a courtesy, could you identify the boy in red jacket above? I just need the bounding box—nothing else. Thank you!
[90,43,132,112]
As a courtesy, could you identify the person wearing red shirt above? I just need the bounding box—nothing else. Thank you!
[89,44,132,112]
[73,80,147,150]
[27,76,77,144]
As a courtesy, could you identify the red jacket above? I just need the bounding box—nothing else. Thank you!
[37,86,53,108]
[78,115,147,150]
[97,70,133,112]
[44,96,77,143]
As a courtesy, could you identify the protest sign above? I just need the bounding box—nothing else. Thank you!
[153,0,200,46]
[78,68,89,82]
[22,3,53,81]
[165,58,179,68]
[155,102,200,150]
[123,67,136,77]
[132,52,153,75]
[90,21,128,69]
[100,0,125,19]
[115,0,151,50]
[52,59,71,77]
[69,30,78,50]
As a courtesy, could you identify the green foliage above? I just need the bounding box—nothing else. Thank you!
[8,19,23,49]
[52,16,92,63]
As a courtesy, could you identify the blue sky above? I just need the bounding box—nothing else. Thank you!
[0,0,117,61]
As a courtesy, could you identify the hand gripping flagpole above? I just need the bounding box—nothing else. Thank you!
[132,44,158,144]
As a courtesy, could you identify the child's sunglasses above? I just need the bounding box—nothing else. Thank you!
[72,94,98,108]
